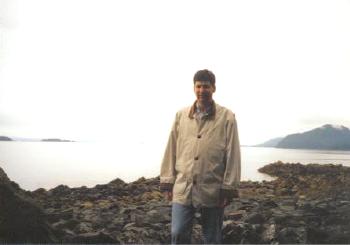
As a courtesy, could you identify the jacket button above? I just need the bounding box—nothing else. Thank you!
[197,135,201,139]
[194,156,199,160]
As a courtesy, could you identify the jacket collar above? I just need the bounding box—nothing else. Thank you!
[188,100,216,120]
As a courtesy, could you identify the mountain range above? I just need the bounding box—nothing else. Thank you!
[257,124,350,150]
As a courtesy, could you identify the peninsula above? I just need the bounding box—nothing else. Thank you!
[257,124,350,150]
[0,136,13,141]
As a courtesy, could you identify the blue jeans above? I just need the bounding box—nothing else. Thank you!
[171,203,224,244]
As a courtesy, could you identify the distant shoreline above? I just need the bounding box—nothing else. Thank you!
[0,136,75,142]
[41,138,75,142]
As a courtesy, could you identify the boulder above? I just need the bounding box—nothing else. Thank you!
[0,167,58,243]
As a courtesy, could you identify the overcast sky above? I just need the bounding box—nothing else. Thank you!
[1,0,350,145]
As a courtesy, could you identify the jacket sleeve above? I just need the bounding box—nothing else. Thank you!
[221,115,241,192]
[160,112,179,191]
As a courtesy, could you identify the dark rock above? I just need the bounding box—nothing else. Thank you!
[225,210,245,220]
[144,208,171,224]
[307,227,329,243]
[32,188,48,197]
[49,184,71,196]
[222,220,243,244]
[70,231,119,243]
[0,167,58,243]
[277,227,307,244]
[261,199,278,209]
[244,212,265,224]
[109,178,126,186]
[4,162,350,244]
[240,223,262,244]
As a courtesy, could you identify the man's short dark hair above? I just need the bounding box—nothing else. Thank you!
[193,69,216,85]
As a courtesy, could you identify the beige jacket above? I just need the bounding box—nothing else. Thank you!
[160,102,241,207]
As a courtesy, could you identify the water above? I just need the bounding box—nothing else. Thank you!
[1,141,350,191]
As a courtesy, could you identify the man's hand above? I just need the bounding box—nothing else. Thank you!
[219,188,239,207]
[160,183,173,201]
[163,191,173,201]
[219,197,229,208]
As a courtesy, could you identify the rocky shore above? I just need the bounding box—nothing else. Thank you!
[1,161,350,244]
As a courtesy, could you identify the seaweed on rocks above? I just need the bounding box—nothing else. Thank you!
[2,162,350,243]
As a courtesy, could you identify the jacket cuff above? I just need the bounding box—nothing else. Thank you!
[160,176,175,183]
[160,183,174,192]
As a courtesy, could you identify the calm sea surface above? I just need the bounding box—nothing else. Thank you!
[1,141,350,191]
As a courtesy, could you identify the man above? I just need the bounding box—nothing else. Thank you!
[160,69,241,244]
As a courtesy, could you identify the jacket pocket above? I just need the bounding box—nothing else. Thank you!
[208,145,225,165]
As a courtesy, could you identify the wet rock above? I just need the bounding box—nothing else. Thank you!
[49,184,71,196]
[222,220,244,244]
[0,167,58,243]
[244,212,265,224]
[144,208,171,224]
[261,223,277,243]
[3,162,350,243]
[225,210,245,220]
[108,178,126,186]
[240,223,262,244]
[70,231,119,243]
[277,227,307,244]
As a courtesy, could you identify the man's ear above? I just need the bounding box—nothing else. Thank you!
[212,84,216,93]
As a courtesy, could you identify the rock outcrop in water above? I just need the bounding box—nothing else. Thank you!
[2,161,350,243]
[0,136,12,141]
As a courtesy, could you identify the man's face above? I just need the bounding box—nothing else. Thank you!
[194,81,216,104]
